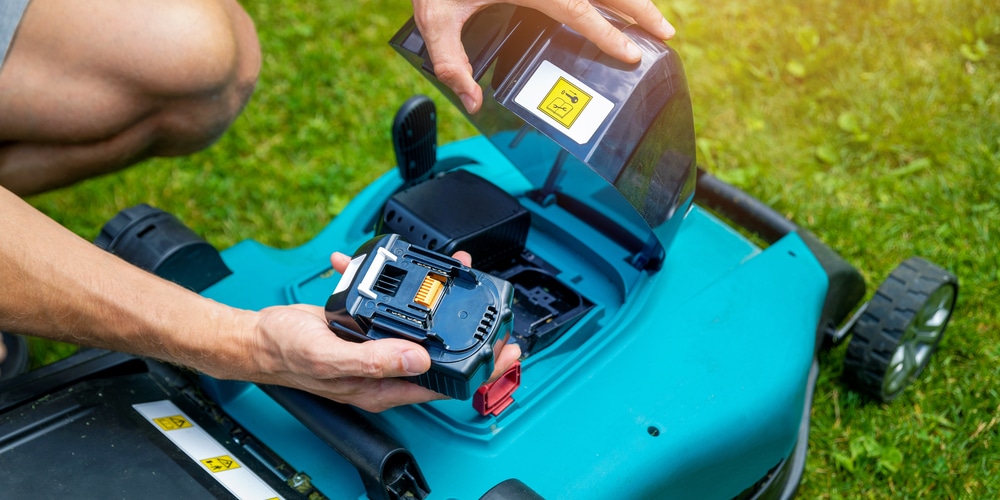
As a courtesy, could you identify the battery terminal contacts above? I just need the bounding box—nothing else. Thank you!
[414,274,447,309]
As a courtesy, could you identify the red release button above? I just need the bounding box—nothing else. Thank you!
[473,360,521,417]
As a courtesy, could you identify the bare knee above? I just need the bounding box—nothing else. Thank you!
[1,0,261,154]
[138,0,263,155]
[0,0,262,194]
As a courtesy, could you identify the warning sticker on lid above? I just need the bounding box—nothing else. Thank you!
[539,77,592,128]
[514,60,614,145]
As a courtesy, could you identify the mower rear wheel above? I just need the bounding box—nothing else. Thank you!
[843,257,957,402]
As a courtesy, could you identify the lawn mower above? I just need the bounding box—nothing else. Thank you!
[0,5,958,499]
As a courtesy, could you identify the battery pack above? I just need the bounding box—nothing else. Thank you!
[326,234,514,400]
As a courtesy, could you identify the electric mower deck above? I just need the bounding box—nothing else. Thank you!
[0,6,957,499]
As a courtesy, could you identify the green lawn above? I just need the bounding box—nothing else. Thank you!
[25,0,999,497]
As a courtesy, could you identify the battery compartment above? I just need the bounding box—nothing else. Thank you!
[496,264,593,355]
[381,169,592,356]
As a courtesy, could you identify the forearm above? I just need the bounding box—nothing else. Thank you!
[0,187,257,378]
[0,189,516,411]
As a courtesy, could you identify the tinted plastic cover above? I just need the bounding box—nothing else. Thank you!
[390,5,696,253]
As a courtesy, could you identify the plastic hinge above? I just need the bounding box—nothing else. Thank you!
[473,360,521,417]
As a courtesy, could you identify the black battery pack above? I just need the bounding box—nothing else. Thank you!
[325,234,515,400]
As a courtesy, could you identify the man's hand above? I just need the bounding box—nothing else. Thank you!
[244,250,521,413]
[410,0,676,113]
[247,304,445,412]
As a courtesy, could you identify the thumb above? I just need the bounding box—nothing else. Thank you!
[345,338,432,378]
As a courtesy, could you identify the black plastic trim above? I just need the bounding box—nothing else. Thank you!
[480,478,546,500]
[550,191,665,271]
[0,349,147,413]
[694,168,798,244]
[258,385,431,500]
[95,204,232,293]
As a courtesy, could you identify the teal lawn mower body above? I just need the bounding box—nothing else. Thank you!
[196,134,829,499]
[0,5,958,500]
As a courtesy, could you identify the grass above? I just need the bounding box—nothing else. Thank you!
[22,0,1000,497]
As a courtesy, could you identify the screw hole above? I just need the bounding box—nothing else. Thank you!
[647,426,660,437]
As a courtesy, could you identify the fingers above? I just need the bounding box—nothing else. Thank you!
[311,336,433,380]
[487,339,522,383]
[523,0,670,64]
[284,369,447,412]
[538,0,641,62]
[607,0,676,40]
[330,251,352,273]
[452,250,472,267]
[427,34,483,114]
[298,334,443,411]
[411,0,484,113]
[256,305,431,378]
[254,307,444,410]
[341,378,448,412]
[256,305,524,412]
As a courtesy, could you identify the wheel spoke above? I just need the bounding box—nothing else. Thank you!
[885,347,907,393]
[910,285,954,345]
[919,286,955,328]
[884,341,921,395]
[912,323,941,345]
[902,341,919,377]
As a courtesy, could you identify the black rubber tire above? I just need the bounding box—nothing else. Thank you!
[843,257,958,402]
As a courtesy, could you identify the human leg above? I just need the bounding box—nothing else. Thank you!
[0,0,261,195]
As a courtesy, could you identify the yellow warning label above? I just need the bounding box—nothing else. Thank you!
[538,77,592,129]
[201,455,241,473]
[153,415,192,431]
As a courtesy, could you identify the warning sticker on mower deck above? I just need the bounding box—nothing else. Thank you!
[201,455,242,473]
[514,60,614,145]
[153,415,193,431]
[134,400,283,500]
